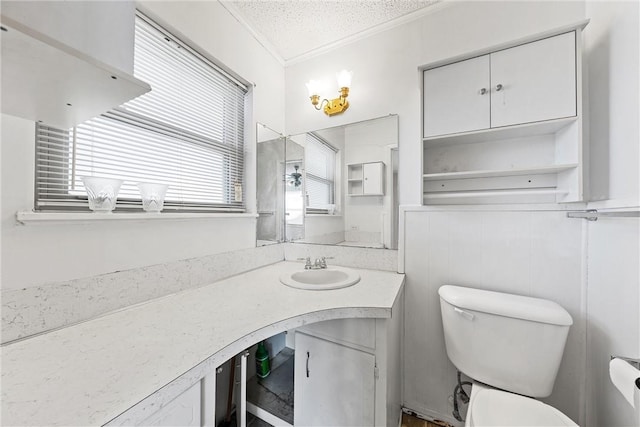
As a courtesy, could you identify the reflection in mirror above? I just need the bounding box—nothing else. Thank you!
[284,150,304,241]
[256,123,285,246]
[287,115,399,249]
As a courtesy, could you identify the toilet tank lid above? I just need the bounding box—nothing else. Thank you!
[439,285,573,326]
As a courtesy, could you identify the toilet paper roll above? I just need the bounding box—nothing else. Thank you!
[609,357,640,408]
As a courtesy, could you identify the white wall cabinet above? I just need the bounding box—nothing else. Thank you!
[423,32,576,138]
[421,21,587,204]
[348,162,385,196]
[490,31,576,128]
[423,55,491,137]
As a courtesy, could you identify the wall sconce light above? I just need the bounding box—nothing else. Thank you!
[306,70,353,116]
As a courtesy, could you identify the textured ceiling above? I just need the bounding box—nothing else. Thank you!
[223,0,440,62]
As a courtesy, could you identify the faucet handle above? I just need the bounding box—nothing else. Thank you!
[319,256,334,268]
[297,257,312,269]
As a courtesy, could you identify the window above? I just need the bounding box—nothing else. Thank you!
[35,12,248,212]
[305,133,337,213]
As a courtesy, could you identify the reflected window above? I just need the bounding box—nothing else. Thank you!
[305,133,337,213]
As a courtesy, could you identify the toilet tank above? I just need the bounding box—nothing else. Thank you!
[439,285,572,398]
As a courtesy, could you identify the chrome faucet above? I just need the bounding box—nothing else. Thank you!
[297,256,332,269]
[314,257,326,269]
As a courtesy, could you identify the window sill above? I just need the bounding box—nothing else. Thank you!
[16,211,258,225]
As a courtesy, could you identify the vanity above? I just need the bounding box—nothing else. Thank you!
[1,261,404,426]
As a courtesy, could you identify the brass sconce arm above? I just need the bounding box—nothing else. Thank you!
[306,70,352,117]
[309,86,350,116]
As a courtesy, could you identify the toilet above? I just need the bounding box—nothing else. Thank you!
[438,285,577,426]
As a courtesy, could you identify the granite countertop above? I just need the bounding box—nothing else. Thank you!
[1,261,405,426]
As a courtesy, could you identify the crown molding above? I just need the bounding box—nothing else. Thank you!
[284,0,453,66]
[219,1,286,67]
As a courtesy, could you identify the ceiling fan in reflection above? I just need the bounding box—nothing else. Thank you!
[286,165,302,188]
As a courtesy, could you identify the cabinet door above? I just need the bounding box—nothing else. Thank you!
[423,55,491,137]
[363,162,384,195]
[294,332,375,426]
[138,381,201,426]
[490,31,576,128]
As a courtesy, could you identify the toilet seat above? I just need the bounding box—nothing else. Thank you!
[466,384,578,427]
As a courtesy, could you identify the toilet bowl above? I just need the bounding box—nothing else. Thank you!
[439,285,577,426]
[465,383,577,427]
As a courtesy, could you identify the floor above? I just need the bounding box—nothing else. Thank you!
[247,347,295,426]
[246,412,273,427]
[401,412,452,427]
[401,412,455,427]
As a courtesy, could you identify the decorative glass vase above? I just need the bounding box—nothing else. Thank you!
[137,183,169,213]
[82,177,123,213]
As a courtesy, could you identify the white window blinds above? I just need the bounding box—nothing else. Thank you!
[305,133,336,211]
[35,13,248,212]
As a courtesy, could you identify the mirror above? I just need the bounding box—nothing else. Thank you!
[286,115,399,249]
[256,123,285,246]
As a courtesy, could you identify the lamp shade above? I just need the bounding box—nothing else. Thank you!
[336,70,353,88]
[305,79,322,97]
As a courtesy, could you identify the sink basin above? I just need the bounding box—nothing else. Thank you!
[280,267,361,290]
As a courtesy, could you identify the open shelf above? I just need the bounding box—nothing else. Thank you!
[1,15,151,129]
[423,189,567,199]
[423,188,569,205]
[423,163,578,181]
[422,116,577,148]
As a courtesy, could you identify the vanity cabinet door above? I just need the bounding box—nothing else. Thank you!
[138,381,201,426]
[490,31,576,128]
[294,332,375,426]
[423,55,491,137]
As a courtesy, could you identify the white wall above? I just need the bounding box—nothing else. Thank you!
[585,0,640,207]
[583,1,640,426]
[1,1,285,290]
[586,218,640,427]
[403,209,586,423]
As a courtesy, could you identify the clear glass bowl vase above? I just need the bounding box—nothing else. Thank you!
[137,183,169,213]
[82,177,123,213]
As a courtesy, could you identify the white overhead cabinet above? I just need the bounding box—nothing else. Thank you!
[422,22,587,204]
[423,55,491,137]
[490,32,576,128]
[423,32,576,137]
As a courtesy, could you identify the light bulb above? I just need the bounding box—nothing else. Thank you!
[336,70,353,89]
[305,80,321,97]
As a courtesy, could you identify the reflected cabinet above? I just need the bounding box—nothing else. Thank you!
[348,162,385,196]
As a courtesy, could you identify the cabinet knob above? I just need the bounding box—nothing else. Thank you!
[495,84,503,92]
[479,88,487,95]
